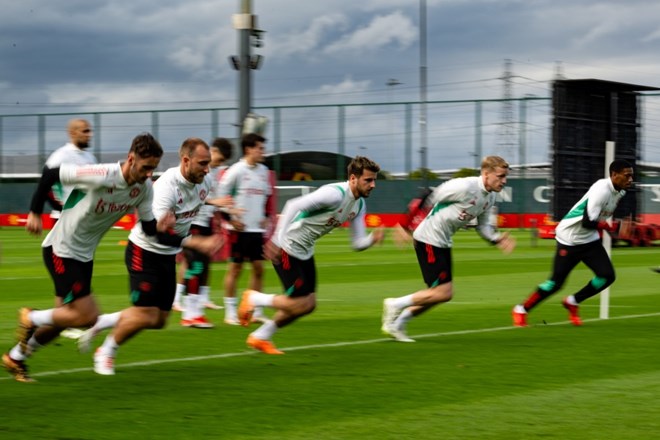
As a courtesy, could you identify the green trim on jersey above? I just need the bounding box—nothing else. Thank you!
[358,198,364,214]
[332,184,345,197]
[562,199,587,220]
[291,184,345,222]
[53,182,64,200]
[429,201,453,217]
[62,188,87,210]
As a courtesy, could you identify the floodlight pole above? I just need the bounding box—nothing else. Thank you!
[232,0,263,138]
[419,0,428,185]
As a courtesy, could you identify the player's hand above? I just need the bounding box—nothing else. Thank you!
[393,223,413,248]
[207,195,234,208]
[264,240,281,264]
[156,211,176,233]
[496,232,516,254]
[230,219,246,232]
[185,234,224,257]
[25,212,43,236]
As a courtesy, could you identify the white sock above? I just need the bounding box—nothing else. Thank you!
[183,295,202,320]
[224,297,237,319]
[391,294,415,309]
[9,343,28,361]
[251,320,278,340]
[394,309,414,328]
[174,283,185,305]
[99,335,119,357]
[93,311,122,332]
[250,292,275,307]
[253,306,266,318]
[199,286,210,305]
[566,295,578,306]
[513,305,527,314]
[30,309,54,327]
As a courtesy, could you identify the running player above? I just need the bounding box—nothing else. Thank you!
[81,138,233,375]
[237,156,385,354]
[512,159,634,327]
[175,137,233,327]
[3,133,166,382]
[382,156,516,342]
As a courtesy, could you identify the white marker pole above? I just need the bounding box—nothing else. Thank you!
[600,141,615,319]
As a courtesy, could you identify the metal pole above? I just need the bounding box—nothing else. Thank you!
[419,0,428,184]
[238,0,252,138]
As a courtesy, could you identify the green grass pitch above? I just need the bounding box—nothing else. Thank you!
[0,227,659,439]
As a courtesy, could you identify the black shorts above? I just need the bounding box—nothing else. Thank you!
[43,246,93,304]
[273,251,316,297]
[228,231,264,263]
[414,240,452,287]
[125,240,176,311]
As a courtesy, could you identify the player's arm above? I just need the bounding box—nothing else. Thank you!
[474,207,515,253]
[349,206,384,251]
[581,193,617,233]
[26,166,61,235]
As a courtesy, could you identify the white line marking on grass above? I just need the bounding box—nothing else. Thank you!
[3,311,660,381]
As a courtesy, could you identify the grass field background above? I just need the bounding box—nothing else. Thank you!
[0,226,659,439]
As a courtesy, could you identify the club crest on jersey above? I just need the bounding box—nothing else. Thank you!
[199,189,207,200]
[176,189,183,204]
[130,187,141,198]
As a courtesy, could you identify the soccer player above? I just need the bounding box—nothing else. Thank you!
[237,156,385,354]
[44,118,97,222]
[2,133,167,382]
[512,159,634,327]
[173,137,233,324]
[382,156,516,342]
[217,133,275,325]
[83,138,232,375]
[44,119,98,339]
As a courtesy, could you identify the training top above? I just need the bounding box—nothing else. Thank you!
[42,162,154,262]
[192,165,225,228]
[217,159,272,233]
[555,177,625,246]
[45,143,97,218]
[413,176,501,248]
[129,166,215,255]
[271,181,374,260]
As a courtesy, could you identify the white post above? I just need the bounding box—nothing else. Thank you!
[600,141,615,319]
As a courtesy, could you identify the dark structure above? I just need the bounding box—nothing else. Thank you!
[552,79,659,220]
[264,151,353,181]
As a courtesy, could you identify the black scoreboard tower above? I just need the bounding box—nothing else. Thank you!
[552,79,658,221]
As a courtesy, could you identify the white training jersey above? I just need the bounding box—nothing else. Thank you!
[45,143,97,218]
[272,181,373,260]
[129,166,215,255]
[192,165,225,227]
[555,177,625,246]
[217,159,272,232]
[42,162,154,262]
[413,176,501,248]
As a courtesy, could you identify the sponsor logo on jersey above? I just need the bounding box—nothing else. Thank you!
[94,198,135,214]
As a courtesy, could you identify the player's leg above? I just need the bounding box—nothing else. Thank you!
[241,254,316,354]
[382,242,452,341]
[572,242,616,302]
[173,256,187,312]
[512,242,578,326]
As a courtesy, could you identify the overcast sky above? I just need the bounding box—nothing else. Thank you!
[2,0,660,172]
